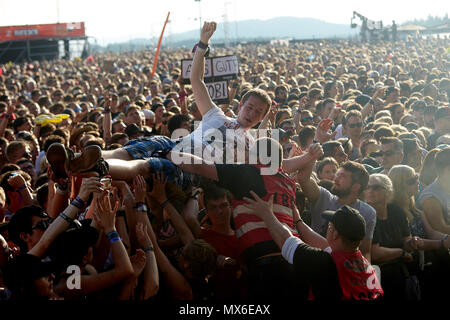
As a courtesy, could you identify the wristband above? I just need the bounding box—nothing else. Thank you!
[143,246,154,253]
[192,42,210,57]
[401,249,406,258]
[106,230,119,241]
[116,210,126,218]
[17,184,27,191]
[231,82,239,89]
[197,41,209,49]
[109,236,122,244]
[160,199,170,209]
[59,212,74,223]
[294,218,303,227]
[71,198,84,210]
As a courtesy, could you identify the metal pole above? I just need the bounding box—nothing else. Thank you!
[195,0,202,37]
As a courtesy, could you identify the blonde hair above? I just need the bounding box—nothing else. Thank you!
[388,165,417,214]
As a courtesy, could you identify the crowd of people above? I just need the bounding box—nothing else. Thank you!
[0,21,449,301]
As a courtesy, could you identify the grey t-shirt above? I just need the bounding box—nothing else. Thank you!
[310,186,377,239]
[417,180,450,225]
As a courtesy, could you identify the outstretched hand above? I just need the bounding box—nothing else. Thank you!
[315,119,336,143]
[148,172,168,204]
[307,142,324,160]
[94,191,119,233]
[200,21,217,44]
[242,191,274,220]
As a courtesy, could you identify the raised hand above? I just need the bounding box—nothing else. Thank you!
[242,191,274,220]
[315,119,336,143]
[200,21,217,44]
[7,172,27,189]
[135,221,152,249]
[307,142,324,160]
[148,171,168,204]
[94,191,119,233]
[288,142,303,158]
[133,175,147,203]
[78,176,103,202]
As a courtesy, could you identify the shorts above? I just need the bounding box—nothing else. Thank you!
[123,135,179,160]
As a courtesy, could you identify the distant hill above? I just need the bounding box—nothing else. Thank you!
[97,16,356,51]
[172,16,354,42]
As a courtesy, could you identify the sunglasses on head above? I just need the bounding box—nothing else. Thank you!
[406,174,419,185]
[366,184,385,191]
[348,122,363,128]
[31,219,52,232]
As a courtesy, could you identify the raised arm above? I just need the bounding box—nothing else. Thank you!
[29,177,102,257]
[190,21,217,116]
[293,143,323,205]
[148,172,195,246]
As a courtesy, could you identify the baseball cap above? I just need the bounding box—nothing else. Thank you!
[355,94,372,107]
[434,107,450,120]
[125,123,144,137]
[46,219,98,272]
[321,206,366,242]
[3,253,54,291]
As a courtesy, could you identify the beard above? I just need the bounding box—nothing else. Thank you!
[330,185,351,198]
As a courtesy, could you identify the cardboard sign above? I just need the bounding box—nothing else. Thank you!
[205,81,229,105]
[181,55,239,84]
[181,58,213,80]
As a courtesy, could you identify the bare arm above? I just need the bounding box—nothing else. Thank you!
[167,150,218,181]
[282,152,315,174]
[371,243,412,264]
[422,198,450,234]
[190,22,217,116]
[294,144,323,205]
[292,205,328,249]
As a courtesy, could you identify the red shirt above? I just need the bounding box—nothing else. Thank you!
[200,228,240,259]
[331,250,383,300]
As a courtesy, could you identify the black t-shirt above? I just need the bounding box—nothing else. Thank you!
[372,203,410,248]
[293,243,342,300]
[215,164,268,200]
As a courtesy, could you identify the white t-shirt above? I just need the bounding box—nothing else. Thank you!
[173,105,255,163]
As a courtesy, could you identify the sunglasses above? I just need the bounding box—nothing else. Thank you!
[348,122,363,128]
[406,174,419,185]
[366,184,385,191]
[31,219,52,232]
[301,116,313,122]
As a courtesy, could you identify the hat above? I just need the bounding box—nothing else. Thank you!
[435,107,450,120]
[355,94,371,107]
[46,219,98,271]
[125,123,144,137]
[3,254,54,290]
[321,206,366,242]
